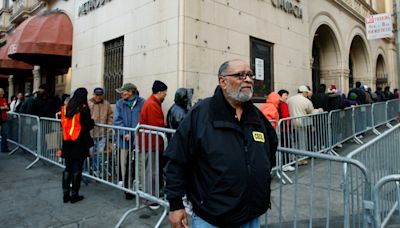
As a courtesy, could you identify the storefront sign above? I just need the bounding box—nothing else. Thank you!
[271,0,303,19]
[365,13,393,40]
[78,0,113,17]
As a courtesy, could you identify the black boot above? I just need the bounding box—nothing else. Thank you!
[62,171,71,203]
[70,173,84,203]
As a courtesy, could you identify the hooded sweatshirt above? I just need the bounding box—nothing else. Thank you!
[260,92,281,129]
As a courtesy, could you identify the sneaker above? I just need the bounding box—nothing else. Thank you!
[118,181,123,187]
[336,143,343,148]
[282,166,295,172]
[149,203,160,210]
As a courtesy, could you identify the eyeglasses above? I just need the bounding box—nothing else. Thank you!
[221,72,255,80]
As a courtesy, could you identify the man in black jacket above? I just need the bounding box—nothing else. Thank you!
[164,59,278,228]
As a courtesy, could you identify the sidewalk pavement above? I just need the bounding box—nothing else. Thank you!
[0,149,169,228]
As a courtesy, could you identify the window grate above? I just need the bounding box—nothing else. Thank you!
[103,36,124,104]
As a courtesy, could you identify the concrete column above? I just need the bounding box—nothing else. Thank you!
[8,76,14,100]
[320,68,351,93]
[33,65,41,92]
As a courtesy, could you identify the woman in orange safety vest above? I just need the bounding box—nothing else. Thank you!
[61,88,94,203]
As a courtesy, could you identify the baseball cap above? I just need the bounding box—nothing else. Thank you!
[298,85,311,93]
[93,87,104,95]
[116,83,137,93]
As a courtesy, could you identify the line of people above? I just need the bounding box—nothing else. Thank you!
[2,71,399,227]
[60,80,194,206]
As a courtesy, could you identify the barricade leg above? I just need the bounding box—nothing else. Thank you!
[373,128,381,136]
[154,207,168,228]
[8,145,19,155]
[115,196,141,228]
[353,135,363,144]
[397,182,400,216]
[329,149,340,157]
[25,157,40,170]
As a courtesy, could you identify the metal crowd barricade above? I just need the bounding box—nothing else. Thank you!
[36,119,136,194]
[347,124,400,185]
[4,112,20,154]
[16,113,41,169]
[277,112,330,153]
[267,148,371,228]
[39,117,64,168]
[352,105,373,144]
[275,112,330,183]
[371,102,388,135]
[347,125,400,227]
[116,124,175,228]
[82,123,120,186]
[373,174,400,228]
[328,107,353,154]
[386,99,400,128]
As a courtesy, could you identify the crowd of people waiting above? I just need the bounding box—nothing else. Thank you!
[0,81,192,208]
[0,78,398,206]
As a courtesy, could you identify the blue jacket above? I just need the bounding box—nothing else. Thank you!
[113,95,144,149]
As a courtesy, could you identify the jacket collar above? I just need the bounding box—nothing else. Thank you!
[89,97,104,104]
[209,86,262,129]
[149,94,162,106]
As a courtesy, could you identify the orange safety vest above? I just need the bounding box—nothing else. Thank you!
[61,106,81,141]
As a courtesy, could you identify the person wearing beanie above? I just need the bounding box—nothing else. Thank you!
[152,80,168,94]
[139,80,168,209]
[31,83,62,117]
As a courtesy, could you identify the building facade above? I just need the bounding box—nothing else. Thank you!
[71,0,398,109]
[1,0,397,107]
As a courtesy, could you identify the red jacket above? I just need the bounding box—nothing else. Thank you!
[139,95,166,152]
[278,100,290,132]
[278,101,290,119]
[0,97,8,122]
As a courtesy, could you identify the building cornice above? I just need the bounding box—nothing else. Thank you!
[333,0,376,24]
[9,1,46,25]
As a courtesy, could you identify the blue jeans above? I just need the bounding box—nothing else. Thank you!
[90,137,106,154]
[1,121,9,152]
[89,138,106,173]
[192,213,260,228]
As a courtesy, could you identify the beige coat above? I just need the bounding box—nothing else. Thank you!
[88,98,113,137]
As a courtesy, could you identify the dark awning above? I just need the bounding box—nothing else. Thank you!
[8,11,73,68]
[0,34,33,75]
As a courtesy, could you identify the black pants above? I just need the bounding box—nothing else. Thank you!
[65,158,85,174]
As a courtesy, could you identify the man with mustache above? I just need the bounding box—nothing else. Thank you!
[164,59,278,228]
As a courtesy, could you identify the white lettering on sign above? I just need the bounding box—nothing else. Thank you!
[78,0,113,17]
[271,0,303,19]
[8,44,17,55]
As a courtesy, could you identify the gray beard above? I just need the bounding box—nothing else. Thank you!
[227,89,253,103]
